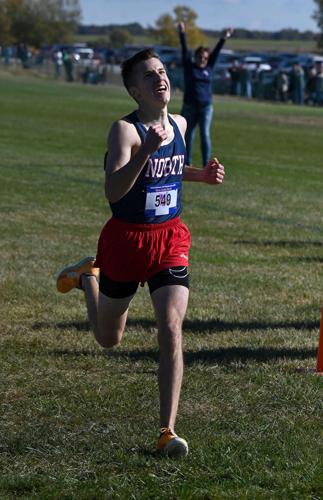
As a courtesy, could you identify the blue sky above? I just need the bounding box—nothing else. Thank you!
[79,0,318,31]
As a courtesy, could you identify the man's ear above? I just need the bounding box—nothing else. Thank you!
[129,86,141,101]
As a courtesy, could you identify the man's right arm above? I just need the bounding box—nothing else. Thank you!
[105,120,167,203]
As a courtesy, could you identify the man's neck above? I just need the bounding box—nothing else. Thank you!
[137,105,169,129]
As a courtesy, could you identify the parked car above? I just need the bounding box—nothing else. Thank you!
[215,50,241,67]
[212,68,232,94]
[297,53,323,69]
[73,47,94,65]
[155,45,181,66]
[264,54,285,70]
[242,56,271,72]
[121,44,151,61]
[258,70,277,100]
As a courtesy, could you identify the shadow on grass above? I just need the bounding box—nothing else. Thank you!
[33,317,319,334]
[233,239,322,248]
[232,240,323,262]
[44,346,316,366]
[33,320,91,332]
[286,256,323,263]
[126,446,160,459]
[35,316,318,366]
[177,318,317,333]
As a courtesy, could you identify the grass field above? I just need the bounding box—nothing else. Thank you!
[0,73,322,499]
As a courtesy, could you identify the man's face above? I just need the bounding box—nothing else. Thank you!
[130,57,170,105]
[195,50,209,68]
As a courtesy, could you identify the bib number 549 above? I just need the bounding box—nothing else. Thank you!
[155,193,172,207]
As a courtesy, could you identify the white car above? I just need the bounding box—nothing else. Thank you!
[242,56,271,72]
[73,48,94,66]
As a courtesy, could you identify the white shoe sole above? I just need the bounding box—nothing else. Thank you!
[161,437,189,458]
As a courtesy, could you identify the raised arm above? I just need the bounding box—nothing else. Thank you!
[208,27,234,68]
[178,22,190,64]
[105,120,167,203]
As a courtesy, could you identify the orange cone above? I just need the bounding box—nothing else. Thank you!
[316,306,323,374]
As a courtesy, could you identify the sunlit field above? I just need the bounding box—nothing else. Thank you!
[0,73,322,498]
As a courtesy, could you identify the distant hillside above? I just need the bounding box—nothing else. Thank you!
[77,23,317,41]
[77,23,146,36]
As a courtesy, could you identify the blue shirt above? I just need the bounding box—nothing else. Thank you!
[180,32,225,106]
[108,111,187,224]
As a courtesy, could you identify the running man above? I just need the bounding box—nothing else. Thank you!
[57,49,225,457]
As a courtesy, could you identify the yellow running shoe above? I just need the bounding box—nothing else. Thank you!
[56,256,99,293]
[157,428,188,458]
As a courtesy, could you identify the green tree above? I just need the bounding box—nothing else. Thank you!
[109,27,133,48]
[154,5,207,47]
[0,0,81,47]
[0,0,12,45]
[155,14,177,46]
[35,0,81,45]
[313,0,323,49]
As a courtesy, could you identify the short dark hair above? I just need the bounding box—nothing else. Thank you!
[195,46,210,57]
[121,48,161,91]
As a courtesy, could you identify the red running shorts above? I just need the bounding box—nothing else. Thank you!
[95,216,191,283]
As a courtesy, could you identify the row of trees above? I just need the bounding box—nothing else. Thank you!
[154,4,323,49]
[313,0,323,48]
[204,28,318,41]
[80,26,319,44]
[77,7,208,49]
[0,0,81,47]
[80,3,323,50]
[0,1,322,50]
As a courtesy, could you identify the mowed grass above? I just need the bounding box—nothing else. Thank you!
[0,73,322,499]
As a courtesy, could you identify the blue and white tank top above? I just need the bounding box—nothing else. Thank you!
[108,111,187,224]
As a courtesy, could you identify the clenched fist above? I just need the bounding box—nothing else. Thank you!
[142,124,168,155]
[203,157,225,185]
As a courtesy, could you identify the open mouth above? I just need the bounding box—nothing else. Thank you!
[154,84,168,94]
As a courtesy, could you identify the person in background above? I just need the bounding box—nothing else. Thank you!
[229,59,241,96]
[289,63,305,105]
[17,42,29,69]
[314,62,323,105]
[63,50,74,82]
[305,66,317,105]
[275,70,289,103]
[52,49,63,80]
[239,62,252,98]
[252,62,263,99]
[178,22,233,166]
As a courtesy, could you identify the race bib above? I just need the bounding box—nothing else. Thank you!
[144,183,178,217]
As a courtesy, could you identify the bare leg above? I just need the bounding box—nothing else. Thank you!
[151,285,189,431]
[81,275,134,348]
[82,275,99,333]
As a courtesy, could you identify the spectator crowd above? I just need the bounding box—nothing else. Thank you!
[225,59,323,105]
[1,42,323,106]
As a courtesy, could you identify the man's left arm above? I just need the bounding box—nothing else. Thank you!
[173,114,225,185]
[183,158,225,185]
